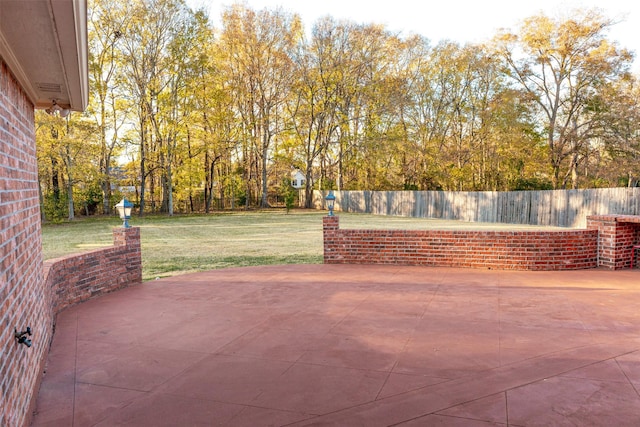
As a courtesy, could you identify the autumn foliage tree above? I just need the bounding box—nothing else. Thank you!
[495,9,635,189]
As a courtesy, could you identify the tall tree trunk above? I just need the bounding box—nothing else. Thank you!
[101,177,112,215]
[99,97,112,215]
[261,144,269,208]
[166,163,174,216]
[38,181,45,222]
[138,116,147,217]
[104,152,112,211]
[304,160,313,209]
[67,180,74,220]
[65,144,74,220]
[51,162,60,206]
[204,152,214,213]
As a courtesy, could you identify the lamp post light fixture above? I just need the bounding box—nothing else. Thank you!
[115,198,133,228]
[325,190,336,216]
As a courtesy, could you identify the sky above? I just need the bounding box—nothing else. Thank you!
[187,0,640,68]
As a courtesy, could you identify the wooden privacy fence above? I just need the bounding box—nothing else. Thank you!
[311,188,640,228]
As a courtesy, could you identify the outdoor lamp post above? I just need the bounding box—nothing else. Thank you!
[115,198,133,228]
[325,190,336,216]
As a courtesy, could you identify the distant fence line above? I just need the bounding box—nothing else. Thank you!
[311,188,640,228]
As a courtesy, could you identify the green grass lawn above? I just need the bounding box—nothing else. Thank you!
[41,209,557,281]
[42,210,322,280]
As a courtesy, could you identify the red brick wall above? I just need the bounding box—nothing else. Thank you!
[0,56,144,426]
[0,59,51,427]
[323,216,599,270]
[587,215,640,269]
[45,227,142,314]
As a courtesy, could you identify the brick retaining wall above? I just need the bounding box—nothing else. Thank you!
[44,227,142,314]
[323,216,600,270]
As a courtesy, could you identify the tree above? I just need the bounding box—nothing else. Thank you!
[118,0,192,215]
[589,75,640,186]
[288,17,353,206]
[155,5,204,216]
[219,5,302,207]
[183,10,238,212]
[495,9,634,189]
[87,0,130,214]
[36,111,99,221]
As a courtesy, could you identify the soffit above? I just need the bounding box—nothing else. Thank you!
[0,0,88,111]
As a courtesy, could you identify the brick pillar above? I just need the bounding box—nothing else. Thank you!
[113,226,139,246]
[587,215,640,269]
[588,216,616,269]
[113,227,142,283]
[323,216,340,264]
[613,222,640,269]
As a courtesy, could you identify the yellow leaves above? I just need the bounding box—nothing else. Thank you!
[495,7,636,189]
[520,14,554,54]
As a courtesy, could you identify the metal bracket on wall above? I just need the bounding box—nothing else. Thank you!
[14,327,32,347]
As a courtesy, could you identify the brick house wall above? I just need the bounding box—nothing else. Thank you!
[0,59,52,427]
[0,57,143,426]
[323,216,600,270]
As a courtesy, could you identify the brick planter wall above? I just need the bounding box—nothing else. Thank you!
[44,227,142,314]
[323,216,599,270]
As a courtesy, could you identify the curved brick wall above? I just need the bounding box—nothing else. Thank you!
[44,227,142,314]
[323,216,599,270]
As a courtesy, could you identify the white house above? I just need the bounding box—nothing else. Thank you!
[291,169,306,189]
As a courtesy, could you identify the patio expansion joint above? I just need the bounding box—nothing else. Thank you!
[285,340,640,426]
[74,380,154,395]
[432,345,640,414]
[372,281,450,402]
[68,314,79,427]
[614,352,640,399]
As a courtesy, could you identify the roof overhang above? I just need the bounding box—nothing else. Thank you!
[0,0,88,112]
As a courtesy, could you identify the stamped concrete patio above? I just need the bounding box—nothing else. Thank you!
[32,264,640,426]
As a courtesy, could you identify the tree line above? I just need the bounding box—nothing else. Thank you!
[35,0,640,220]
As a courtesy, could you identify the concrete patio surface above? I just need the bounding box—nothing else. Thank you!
[31,264,640,426]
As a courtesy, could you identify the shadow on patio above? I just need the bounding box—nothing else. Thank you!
[32,264,640,426]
